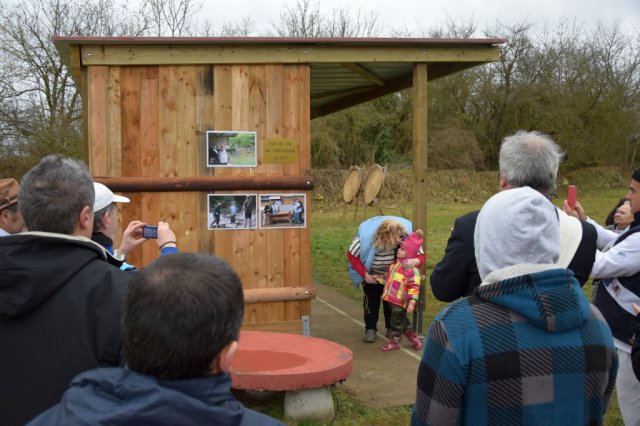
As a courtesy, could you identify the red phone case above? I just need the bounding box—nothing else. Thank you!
[567,185,577,209]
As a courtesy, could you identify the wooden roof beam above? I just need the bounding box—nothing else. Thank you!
[75,44,502,66]
[339,63,385,86]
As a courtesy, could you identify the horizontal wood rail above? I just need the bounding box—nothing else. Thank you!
[94,176,314,192]
[244,286,316,304]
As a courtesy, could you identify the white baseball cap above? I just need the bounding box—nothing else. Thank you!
[93,182,130,211]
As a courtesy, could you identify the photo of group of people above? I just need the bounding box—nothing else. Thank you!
[207,194,306,230]
[259,194,306,229]
[206,131,257,167]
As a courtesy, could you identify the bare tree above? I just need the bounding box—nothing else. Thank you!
[325,8,380,37]
[0,0,150,177]
[142,0,202,37]
[272,0,324,37]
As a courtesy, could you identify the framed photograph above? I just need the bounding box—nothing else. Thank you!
[208,194,257,230]
[206,131,257,167]
[258,194,307,229]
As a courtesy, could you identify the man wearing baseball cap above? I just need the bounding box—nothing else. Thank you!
[0,178,23,236]
[92,182,178,271]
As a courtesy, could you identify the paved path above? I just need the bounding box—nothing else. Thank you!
[309,282,422,408]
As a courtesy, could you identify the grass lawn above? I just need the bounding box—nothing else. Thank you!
[246,184,628,425]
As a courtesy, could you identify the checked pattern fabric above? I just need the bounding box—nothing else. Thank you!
[412,269,618,426]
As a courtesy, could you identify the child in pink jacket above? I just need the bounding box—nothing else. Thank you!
[380,230,424,352]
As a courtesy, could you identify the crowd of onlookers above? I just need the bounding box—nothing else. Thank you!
[348,130,640,426]
[0,156,283,425]
[4,128,640,425]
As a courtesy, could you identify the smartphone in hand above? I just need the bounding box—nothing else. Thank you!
[142,225,158,239]
[567,185,577,209]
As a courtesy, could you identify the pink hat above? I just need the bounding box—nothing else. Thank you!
[400,230,423,259]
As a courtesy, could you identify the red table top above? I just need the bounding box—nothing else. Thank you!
[230,330,353,391]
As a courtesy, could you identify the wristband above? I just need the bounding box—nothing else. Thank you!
[159,241,176,250]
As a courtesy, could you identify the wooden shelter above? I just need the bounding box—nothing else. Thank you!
[53,36,505,333]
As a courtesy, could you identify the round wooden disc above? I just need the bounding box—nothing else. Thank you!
[363,164,385,205]
[342,166,362,203]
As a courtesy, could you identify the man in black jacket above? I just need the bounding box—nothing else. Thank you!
[0,155,131,426]
[430,130,597,302]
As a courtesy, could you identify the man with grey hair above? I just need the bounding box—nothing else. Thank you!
[430,130,597,302]
[0,155,130,426]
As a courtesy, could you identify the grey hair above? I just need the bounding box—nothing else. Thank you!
[19,155,94,234]
[499,130,564,195]
[92,203,115,232]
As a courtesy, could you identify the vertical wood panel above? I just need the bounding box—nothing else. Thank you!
[282,65,304,322]
[250,66,271,290]
[282,65,302,290]
[175,66,198,254]
[107,67,122,176]
[230,65,255,292]
[138,66,160,266]
[87,66,108,175]
[119,67,144,266]
[120,67,143,178]
[196,65,215,255]
[156,66,181,268]
[211,65,236,267]
[264,64,285,295]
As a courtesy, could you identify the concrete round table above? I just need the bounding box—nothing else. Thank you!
[231,330,353,421]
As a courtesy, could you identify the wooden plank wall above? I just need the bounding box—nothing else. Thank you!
[86,63,311,333]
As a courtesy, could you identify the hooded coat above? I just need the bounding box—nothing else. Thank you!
[27,368,284,426]
[411,266,618,426]
[0,232,130,426]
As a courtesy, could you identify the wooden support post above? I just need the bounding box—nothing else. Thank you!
[413,63,428,335]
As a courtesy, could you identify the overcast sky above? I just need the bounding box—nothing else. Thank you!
[201,0,640,36]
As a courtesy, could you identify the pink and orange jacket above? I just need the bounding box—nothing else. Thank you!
[382,261,421,310]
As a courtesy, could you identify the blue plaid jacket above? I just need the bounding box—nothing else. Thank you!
[412,268,617,426]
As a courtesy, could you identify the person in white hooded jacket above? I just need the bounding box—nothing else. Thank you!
[412,187,617,426]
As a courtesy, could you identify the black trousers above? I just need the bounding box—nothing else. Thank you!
[362,283,391,331]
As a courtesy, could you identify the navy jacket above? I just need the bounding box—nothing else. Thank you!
[28,368,285,426]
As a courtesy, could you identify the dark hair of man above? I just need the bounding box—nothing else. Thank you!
[499,130,564,196]
[123,253,244,380]
[1,202,18,214]
[92,203,115,232]
[19,155,94,234]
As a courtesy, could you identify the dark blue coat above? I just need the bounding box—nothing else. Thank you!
[28,368,284,426]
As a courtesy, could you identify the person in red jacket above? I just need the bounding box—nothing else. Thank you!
[381,229,424,352]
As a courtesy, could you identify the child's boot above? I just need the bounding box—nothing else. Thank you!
[405,329,422,351]
[381,335,401,352]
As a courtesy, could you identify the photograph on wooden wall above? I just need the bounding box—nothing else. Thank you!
[208,194,257,230]
[259,194,306,229]
[206,131,257,167]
